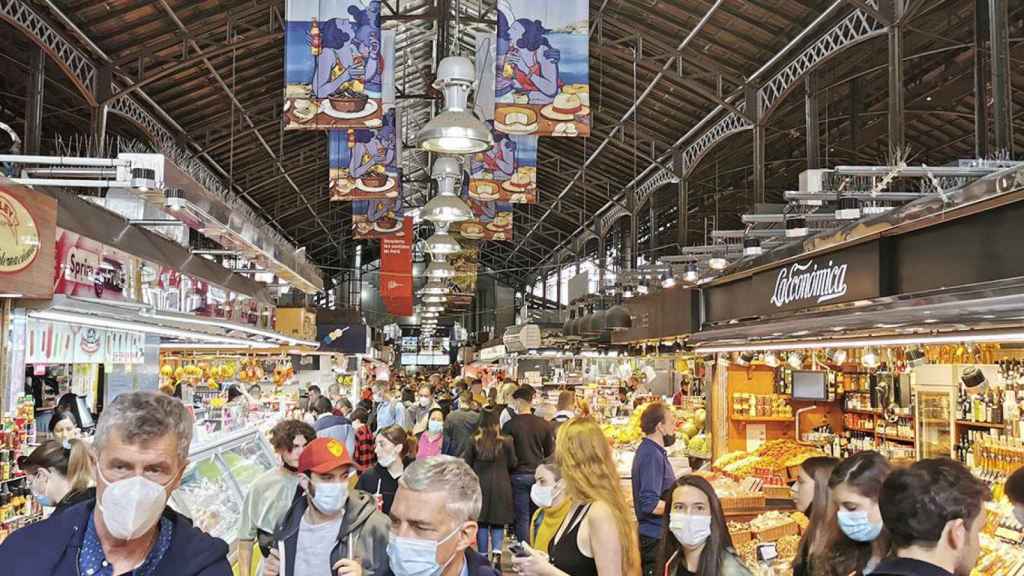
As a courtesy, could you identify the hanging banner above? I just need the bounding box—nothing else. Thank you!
[0,179,57,299]
[469,33,538,203]
[54,228,135,302]
[453,169,513,240]
[380,217,413,317]
[448,242,479,310]
[284,0,383,130]
[352,181,406,239]
[494,0,590,138]
[329,29,398,200]
[25,320,144,365]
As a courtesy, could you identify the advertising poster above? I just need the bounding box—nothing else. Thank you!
[494,0,590,137]
[380,217,414,316]
[317,323,369,354]
[53,228,134,301]
[453,170,513,241]
[25,319,144,365]
[330,30,398,200]
[447,242,479,311]
[470,33,538,203]
[0,179,56,299]
[284,0,383,130]
[352,171,406,239]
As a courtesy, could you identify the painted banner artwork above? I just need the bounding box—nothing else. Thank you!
[284,0,383,130]
[352,180,405,239]
[25,319,145,365]
[470,33,538,203]
[453,169,513,241]
[330,30,398,200]
[54,228,134,301]
[494,0,590,137]
[380,217,414,317]
[447,242,479,311]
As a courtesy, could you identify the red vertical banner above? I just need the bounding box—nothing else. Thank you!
[380,217,413,317]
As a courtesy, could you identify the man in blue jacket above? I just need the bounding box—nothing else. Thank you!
[0,391,231,575]
[632,401,678,576]
[312,396,357,457]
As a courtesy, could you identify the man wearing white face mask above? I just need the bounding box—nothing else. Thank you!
[264,437,391,576]
[388,456,499,576]
[0,391,232,575]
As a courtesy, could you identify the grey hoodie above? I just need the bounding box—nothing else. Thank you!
[274,487,392,576]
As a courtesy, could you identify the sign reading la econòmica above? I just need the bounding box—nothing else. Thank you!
[769,259,849,307]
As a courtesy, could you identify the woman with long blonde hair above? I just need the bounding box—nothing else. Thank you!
[512,417,641,576]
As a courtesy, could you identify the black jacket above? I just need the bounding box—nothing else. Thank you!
[870,558,955,576]
[464,437,517,525]
[464,548,501,576]
[444,408,480,457]
[0,498,231,575]
[274,488,392,576]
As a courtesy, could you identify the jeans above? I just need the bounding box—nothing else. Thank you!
[476,524,505,556]
[511,473,536,542]
[640,534,660,576]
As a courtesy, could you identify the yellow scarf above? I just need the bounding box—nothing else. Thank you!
[530,497,574,555]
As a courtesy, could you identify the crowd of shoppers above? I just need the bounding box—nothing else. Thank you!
[0,374,1014,576]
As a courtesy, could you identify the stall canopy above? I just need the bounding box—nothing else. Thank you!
[695,163,1024,350]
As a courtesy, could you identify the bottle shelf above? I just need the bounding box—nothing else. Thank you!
[957,420,1006,429]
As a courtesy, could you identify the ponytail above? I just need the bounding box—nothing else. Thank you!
[65,439,93,493]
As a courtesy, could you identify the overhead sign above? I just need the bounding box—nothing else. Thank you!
[381,217,414,316]
[0,180,56,298]
[317,323,368,354]
[54,229,133,301]
[752,241,880,313]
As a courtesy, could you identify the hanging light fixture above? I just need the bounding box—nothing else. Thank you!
[423,304,444,313]
[862,347,880,368]
[743,237,762,257]
[604,303,632,331]
[425,260,456,279]
[835,196,862,220]
[422,294,448,304]
[416,56,493,154]
[683,262,700,283]
[661,270,676,288]
[562,308,576,340]
[420,280,449,295]
[785,213,808,238]
[425,228,462,260]
[421,157,473,224]
[708,254,728,270]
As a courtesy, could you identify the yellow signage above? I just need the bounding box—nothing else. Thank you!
[0,189,40,272]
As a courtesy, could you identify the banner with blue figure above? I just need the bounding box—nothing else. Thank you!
[284,0,384,130]
[352,171,405,239]
[493,0,589,137]
[452,167,513,241]
[330,29,398,200]
[469,33,538,204]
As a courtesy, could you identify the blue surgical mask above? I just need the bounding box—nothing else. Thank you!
[837,510,883,542]
[427,420,443,434]
[387,526,461,576]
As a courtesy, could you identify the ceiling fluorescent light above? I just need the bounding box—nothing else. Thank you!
[695,329,1024,354]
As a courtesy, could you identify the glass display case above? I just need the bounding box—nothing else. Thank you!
[170,427,276,549]
[915,384,956,460]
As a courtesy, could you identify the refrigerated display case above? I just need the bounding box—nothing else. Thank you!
[170,427,276,553]
[915,384,956,460]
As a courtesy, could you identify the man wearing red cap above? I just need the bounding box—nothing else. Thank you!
[263,437,391,576]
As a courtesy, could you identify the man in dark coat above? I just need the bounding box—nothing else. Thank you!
[444,391,481,457]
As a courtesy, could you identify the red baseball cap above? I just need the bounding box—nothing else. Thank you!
[299,437,354,474]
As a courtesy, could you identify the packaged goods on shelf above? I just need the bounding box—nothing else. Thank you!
[732,393,792,418]
[974,534,1024,576]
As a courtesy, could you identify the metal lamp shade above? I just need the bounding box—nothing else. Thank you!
[421,193,473,224]
[604,304,632,331]
[425,260,456,279]
[583,310,606,335]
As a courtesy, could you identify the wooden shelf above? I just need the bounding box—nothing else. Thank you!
[844,408,881,416]
[847,427,877,434]
[957,420,1006,429]
[730,414,794,422]
[879,433,915,443]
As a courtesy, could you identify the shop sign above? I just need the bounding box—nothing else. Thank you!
[750,241,880,314]
[25,319,144,365]
[479,344,506,361]
[317,323,368,354]
[0,180,56,298]
[54,229,133,301]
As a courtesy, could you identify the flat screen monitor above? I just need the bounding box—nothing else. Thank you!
[791,370,828,401]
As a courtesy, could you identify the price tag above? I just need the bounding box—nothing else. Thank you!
[756,542,778,563]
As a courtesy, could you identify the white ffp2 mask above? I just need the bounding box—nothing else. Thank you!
[669,513,712,547]
[98,469,174,540]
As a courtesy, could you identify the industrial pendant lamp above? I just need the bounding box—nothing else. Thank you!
[683,262,700,283]
[604,297,632,332]
[743,237,762,257]
[785,213,808,238]
[416,56,493,154]
[425,260,456,279]
[422,294,448,304]
[420,280,450,295]
[425,227,462,259]
[421,157,473,224]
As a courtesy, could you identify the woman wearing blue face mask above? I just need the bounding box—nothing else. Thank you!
[656,475,751,576]
[417,409,446,460]
[18,438,93,513]
[815,451,893,576]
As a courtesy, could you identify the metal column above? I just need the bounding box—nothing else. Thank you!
[974,0,990,158]
[805,74,820,169]
[850,77,862,161]
[92,64,113,155]
[989,0,1013,154]
[747,84,766,204]
[887,0,906,152]
[648,193,656,259]
[629,212,639,271]
[24,46,44,155]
